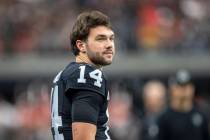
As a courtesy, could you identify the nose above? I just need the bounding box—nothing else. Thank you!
[105,39,114,49]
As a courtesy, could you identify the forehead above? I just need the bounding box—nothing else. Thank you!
[89,26,114,37]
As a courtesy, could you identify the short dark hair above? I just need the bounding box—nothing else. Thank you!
[70,10,112,56]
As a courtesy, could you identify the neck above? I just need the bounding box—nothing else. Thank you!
[76,53,102,69]
[171,98,193,112]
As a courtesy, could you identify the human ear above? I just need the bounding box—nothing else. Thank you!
[76,40,86,53]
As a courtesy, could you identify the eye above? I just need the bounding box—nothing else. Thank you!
[96,37,107,41]
[110,36,115,41]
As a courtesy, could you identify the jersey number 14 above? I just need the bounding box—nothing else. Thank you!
[77,65,103,88]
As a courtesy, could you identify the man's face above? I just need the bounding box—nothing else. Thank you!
[85,26,115,66]
[171,84,194,100]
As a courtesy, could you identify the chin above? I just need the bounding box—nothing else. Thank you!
[106,61,112,65]
[91,56,113,66]
[101,60,112,66]
[100,61,111,66]
[105,58,113,65]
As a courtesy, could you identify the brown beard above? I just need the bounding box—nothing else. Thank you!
[88,52,111,66]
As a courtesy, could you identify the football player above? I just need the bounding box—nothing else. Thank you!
[50,10,115,140]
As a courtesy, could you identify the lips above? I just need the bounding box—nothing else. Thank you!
[103,51,113,55]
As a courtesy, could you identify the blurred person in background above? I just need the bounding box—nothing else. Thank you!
[139,80,166,140]
[158,70,209,140]
[50,10,115,140]
[109,90,139,140]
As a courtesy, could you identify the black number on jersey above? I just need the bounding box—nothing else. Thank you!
[77,65,103,87]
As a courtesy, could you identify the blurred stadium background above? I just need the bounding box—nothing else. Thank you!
[0,0,210,140]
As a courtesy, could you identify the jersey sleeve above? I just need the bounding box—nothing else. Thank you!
[65,64,106,97]
[70,89,104,124]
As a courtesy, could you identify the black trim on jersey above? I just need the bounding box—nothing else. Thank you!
[66,89,104,125]
[51,128,55,135]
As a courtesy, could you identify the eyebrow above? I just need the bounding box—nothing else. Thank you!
[95,34,115,38]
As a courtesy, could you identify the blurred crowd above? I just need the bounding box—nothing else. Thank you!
[0,71,210,140]
[0,80,51,140]
[0,0,210,56]
[1,0,210,140]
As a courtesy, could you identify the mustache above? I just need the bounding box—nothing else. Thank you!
[103,49,113,54]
